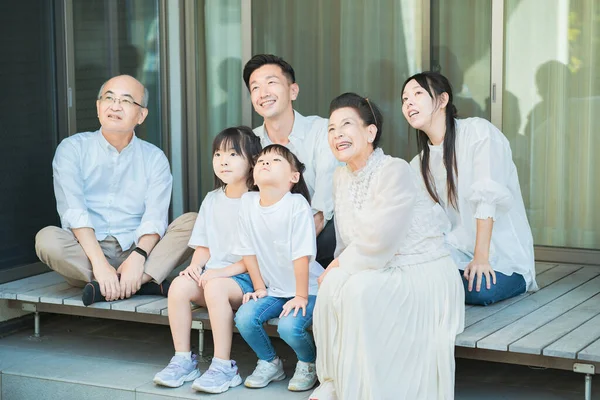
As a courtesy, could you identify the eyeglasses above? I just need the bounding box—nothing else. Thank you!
[98,94,144,108]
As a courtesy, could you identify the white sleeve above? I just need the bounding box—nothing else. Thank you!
[466,119,514,221]
[310,119,338,221]
[53,139,93,230]
[187,192,212,248]
[338,159,417,274]
[291,199,317,261]
[135,151,172,241]
[232,196,256,256]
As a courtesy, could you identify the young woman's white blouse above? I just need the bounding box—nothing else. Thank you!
[410,117,537,291]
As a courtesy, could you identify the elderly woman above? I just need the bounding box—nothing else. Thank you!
[310,93,464,400]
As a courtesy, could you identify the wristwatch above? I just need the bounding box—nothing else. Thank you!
[132,247,148,261]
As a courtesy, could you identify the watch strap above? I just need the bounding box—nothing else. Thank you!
[132,247,148,261]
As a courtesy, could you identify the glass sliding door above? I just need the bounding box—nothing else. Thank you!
[193,0,243,203]
[430,0,492,120]
[72,0,163,147]
[0,1,59,270]
[504,0,600,250]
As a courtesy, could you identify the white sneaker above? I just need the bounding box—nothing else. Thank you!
[244,357,286,388]
[288,360,318,391]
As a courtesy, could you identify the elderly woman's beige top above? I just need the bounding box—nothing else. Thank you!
[334,148,449,272]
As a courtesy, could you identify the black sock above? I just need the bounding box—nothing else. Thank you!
[82,281,106,306]
[136,279,171,297]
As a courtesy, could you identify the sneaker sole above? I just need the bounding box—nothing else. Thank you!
[244,371,286,389]
[288,376,318,392]
[192,373,243,393]
[153,369,201,388]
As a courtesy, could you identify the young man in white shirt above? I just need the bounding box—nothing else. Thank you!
[243,54,339,267]
[35,75,196,306]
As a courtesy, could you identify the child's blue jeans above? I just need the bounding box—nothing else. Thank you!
[234,295,317,363]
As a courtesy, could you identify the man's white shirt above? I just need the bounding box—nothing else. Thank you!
[53,130,172,250]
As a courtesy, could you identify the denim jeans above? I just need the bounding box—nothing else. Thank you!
[234,295,317,363]
[230,272,254,294]
[459,269,526,306]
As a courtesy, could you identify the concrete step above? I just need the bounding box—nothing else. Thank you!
[0,315,308,400]
[0,315,597,399]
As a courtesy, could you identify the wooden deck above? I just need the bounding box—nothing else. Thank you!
[1,262,600,373]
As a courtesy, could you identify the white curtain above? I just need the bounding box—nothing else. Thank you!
[196,0,243,198]
[431,0,492,121]
[251,0,422,159]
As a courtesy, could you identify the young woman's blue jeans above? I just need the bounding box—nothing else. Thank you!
[234,295,317,363]
[459,269,526,306]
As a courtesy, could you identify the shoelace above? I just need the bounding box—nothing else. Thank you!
[294,363,313,379]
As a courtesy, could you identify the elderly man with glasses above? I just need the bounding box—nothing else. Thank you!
[35,75,196,306]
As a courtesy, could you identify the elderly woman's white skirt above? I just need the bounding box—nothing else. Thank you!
[313,255,465,400]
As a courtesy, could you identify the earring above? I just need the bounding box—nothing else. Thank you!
[368,138,374,143]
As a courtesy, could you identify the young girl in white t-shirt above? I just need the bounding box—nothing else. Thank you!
[153,126,261,393]
[233,144,322,392]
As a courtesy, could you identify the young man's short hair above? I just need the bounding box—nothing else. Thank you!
[243,54,296,90]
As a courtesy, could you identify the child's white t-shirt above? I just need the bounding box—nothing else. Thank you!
[233,191,321,297]
[188,188,242,270]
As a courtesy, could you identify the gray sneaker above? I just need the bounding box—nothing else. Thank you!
[153,354,201,388]
[244,357,286,388]
[191,359,243,393]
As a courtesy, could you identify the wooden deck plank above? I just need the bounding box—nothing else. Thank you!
[0,273,65,299]
[535,262,559,274]
[16,282,74,302]
[544,313,600,359]
[478,274,600,351]
[161,303,200,316]
[40,286,84,305]
[191,308,209,320]
[578,337,600,363]
[510,293,600,355]
[136,298,169,315]
[63,294,128,309]
[456,266,598,348]
[464,264,582,328]
[110,296,165,312]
